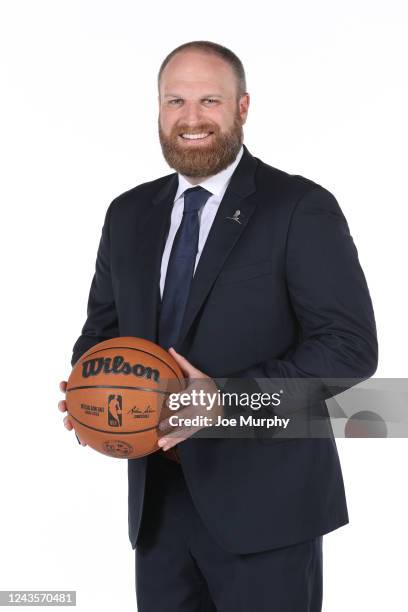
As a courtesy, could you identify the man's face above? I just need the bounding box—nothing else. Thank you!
[158,50,249,179]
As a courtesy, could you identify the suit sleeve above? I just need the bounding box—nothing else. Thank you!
[70,199,119,367]
[222,186,378,417]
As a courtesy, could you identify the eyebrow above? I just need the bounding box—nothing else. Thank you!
[163,94,224,99]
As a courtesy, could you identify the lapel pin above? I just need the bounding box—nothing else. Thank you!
[226,209,243,224]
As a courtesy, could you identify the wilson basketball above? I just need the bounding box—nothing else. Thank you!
[66,337,184,459]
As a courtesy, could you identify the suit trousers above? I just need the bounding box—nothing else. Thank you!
[135,451,323,612]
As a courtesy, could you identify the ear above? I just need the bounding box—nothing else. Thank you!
[239,93,250,124]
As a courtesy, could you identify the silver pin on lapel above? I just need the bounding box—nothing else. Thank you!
[226,209,242,224]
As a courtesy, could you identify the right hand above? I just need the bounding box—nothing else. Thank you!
[58,380,87,446]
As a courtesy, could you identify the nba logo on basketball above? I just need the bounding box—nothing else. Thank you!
[108,394,123,427]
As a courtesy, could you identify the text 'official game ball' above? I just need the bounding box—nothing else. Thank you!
[66,337,184,459]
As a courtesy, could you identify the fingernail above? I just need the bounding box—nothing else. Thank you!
[158,438,167,447]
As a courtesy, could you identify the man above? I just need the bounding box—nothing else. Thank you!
[59,41,378,611]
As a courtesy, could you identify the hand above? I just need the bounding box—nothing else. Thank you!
[157,348,223,451]
[58,380,87,446]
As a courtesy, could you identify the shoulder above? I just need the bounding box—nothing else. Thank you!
[114,171,176,203]
[254,154,340,214]
[255,154,322,196]
[106,171,176,219]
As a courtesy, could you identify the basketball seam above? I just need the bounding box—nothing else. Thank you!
[66,384,171,395]
[68,413,159,435]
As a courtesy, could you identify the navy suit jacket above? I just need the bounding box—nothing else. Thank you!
[71,145,378,554]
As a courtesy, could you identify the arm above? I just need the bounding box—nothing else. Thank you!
[59,201,118,446]
[71,199,119,366]
[223,185,378,418]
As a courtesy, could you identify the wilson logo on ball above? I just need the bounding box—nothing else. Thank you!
[81,355,160,382]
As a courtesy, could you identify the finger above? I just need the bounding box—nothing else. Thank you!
[158,434,183,451]
[159,404,202,432]
[158,421,193,438]
[158,427,188,445]
[58,400,67,412]
[59,381,67,392]
[158,438,179,451]
[168,347,199,378]
[158,426,201,450]
[159,419,203,442]
[158,418,195,435]
[63,416,73,430]
[158,416,173,433]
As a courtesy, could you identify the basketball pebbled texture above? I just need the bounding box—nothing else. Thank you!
[66,337,184,459]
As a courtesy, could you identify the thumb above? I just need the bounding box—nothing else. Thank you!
[168,347,198,378]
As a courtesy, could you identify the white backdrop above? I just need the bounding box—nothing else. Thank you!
[0,1,407,610]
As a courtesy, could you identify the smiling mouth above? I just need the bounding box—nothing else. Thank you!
[179,132,214,142]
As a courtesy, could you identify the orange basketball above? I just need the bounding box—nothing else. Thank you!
[66,337,184,459]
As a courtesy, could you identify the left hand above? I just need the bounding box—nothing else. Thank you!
[157,348,223,451]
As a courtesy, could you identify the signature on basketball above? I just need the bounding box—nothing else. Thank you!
[127,405,155,418]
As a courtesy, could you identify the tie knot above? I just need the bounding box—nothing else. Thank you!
[183,186,212,214]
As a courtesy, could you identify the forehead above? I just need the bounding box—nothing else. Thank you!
[160,50,236,95]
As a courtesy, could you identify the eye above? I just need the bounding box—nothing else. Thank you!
[203,98,218,105]
[168,99,183,106]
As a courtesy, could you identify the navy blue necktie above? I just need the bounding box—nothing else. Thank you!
[159,186,212,349]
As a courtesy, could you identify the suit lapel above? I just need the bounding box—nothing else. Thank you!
[136,145,258,346]
[177,145,258,347]
[134,174,178,342]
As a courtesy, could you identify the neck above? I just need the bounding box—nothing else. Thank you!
[185,176,206,185]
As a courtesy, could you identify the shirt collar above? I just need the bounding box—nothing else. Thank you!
[174,145,244,202]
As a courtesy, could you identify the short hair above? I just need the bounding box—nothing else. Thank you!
[158,40,247,98]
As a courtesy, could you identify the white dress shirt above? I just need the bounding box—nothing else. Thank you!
[159,145,244,298]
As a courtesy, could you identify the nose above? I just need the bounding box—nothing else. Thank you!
[179,101,203,126]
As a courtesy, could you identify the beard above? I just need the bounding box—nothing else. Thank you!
[158,110,243,178]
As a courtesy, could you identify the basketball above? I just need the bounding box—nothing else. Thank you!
[66,337,184,459]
